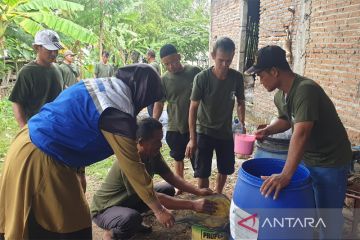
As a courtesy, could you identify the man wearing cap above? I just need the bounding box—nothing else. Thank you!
[9,29,63,128]
[185,37,245,194]
[153,44,201,195]
[59,50,80,88]
[251,45,352,239]
[94,51,114,78]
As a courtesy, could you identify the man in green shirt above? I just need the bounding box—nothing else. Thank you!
[153,44,201,194]
[250,45,352,239]
[185,37,245,194]
[91,118,214,240]
[59,50,79,88]
[146,49,161,117]
[9,29,63,128]
[94,51,114,78]
[146,49,161,74]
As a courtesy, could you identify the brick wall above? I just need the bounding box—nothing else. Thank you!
[210,0,242,69]
[304,0,360,144]
[255,0,360,144]
[253,0,302,123]
[211,0,360,144]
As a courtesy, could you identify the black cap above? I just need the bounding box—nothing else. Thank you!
[245,45,290,75]
[160,44,177,58]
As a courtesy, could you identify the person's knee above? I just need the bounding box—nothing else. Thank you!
[112,211,142,239]
[122,211,142,229]
[165,185,176,196]
[155,182,175,196]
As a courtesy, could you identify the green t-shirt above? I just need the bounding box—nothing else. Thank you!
[90,153,171,216]
[95,62,114,78]
[191,67,245,139]
[59,62,79,87]
[150,61,161,74]
[161,65,201,133]
[9,61,63,120]
[274,74,352,167]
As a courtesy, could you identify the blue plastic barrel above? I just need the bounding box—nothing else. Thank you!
[230,158,316,239]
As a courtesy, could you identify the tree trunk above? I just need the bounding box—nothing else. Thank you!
[98,0,104,61]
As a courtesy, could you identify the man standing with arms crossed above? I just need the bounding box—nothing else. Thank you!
[153,44,201,194]
[185,37,245,194]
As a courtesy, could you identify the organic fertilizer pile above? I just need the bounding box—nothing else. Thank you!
[176,194,230,229]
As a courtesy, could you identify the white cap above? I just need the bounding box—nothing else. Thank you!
[63,50,76,57]
[33,29,63,50]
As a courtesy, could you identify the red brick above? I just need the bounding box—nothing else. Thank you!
[211,0,360,144]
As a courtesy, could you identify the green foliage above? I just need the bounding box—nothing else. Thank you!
[0,98,18,162]
[22,12,98,44]
[72,0,210,67]
[86,156,115,181]
[5,27,34,61]
[1,0,210,80]
[0,0,98,42]
[0,0,99,79]
[122,0,210,63]
[17,0,84,12]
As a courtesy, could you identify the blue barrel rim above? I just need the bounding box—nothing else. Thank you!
[240,158,311,190]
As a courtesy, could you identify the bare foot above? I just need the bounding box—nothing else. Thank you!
[103,230,112,240]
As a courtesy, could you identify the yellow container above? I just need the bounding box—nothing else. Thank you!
[191,225,228,240]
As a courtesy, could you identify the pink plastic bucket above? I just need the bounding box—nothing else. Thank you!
[234,134,256,155]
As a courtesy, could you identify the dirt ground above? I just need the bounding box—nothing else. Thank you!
[87,158,360,240]
[87,157,245,240]
[87,108,360,239]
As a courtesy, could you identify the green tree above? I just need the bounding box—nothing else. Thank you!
[73,0,209,67]
[0,0,98,46]
[0,0,99,79]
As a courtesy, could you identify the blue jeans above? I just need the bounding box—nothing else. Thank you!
[306,164,349,240]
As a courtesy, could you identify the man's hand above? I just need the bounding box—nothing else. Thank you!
[192,199,217,213]
[254,126,269,141]
[197,188,214,196]
[185,139,197,158]
[260,173,291,200]
[154,206,175,228]
[12,102,26,128]
[242,125,247,134]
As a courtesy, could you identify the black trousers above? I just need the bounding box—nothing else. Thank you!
[27,210,92,239]
[92,182,175,239]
